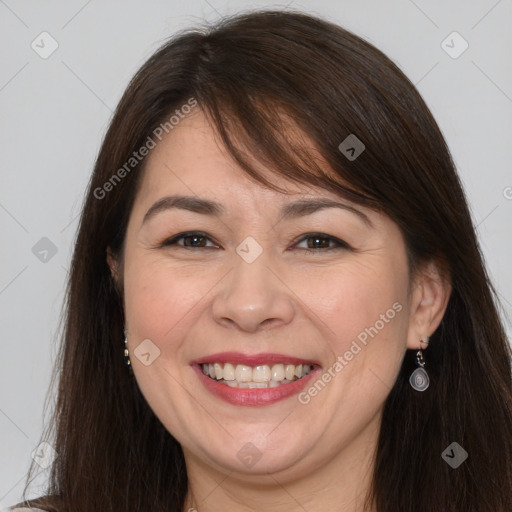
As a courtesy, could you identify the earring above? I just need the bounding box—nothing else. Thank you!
[123,328,132,369]
[409,336,430,391]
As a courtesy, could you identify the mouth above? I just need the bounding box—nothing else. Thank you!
[190,352,321,406]
[201,362,315,388]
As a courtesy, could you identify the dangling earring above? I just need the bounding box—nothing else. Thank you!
[123,328,132,369]
[409,336,429,391]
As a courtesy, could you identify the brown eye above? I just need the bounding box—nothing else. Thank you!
[161,231,218,249]
[293,233,350,254]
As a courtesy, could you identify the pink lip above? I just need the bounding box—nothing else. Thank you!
[191,362,322,407]
[190,352,321,367]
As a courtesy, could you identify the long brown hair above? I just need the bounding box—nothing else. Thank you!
[15,9,512,512]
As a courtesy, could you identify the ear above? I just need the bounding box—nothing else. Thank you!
[107,247,126,319]
[106,247,119,281]
[406,260,451,350]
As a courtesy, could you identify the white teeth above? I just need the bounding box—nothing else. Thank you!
[223,363,235,381]
[253,365,271,382]
[200,362,314,385]
[235,364,252,382]
[214,362,223,380]
[218,379,296,388]
[271,364,285,381]
[285,364,295,381]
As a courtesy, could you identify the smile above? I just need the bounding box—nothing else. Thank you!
[201,362,314,388]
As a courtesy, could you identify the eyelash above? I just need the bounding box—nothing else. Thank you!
[160,231,351,254]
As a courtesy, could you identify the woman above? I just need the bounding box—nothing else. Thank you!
[10,9,512,512]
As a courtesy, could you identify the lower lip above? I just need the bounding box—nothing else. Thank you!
[192,364,321,406]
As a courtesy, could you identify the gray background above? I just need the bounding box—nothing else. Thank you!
[1,0,511,507]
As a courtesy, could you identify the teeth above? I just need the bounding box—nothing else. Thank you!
[222,379,297,388]
[271,364,285,381]
[214,362,223,380]
[223,363,235,381]
[285,364,296,381]
[200,362,313,385]
[253,365,271,382]
[235,364,252,382]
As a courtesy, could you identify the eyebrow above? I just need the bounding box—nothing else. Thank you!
[142,194,373,228]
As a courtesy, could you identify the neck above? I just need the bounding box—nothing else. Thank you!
[182,411,380,512]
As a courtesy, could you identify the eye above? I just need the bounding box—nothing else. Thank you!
[159,231,350,253]
[160,231,219,249]
[292,233,350,254]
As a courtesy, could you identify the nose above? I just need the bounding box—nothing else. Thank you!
[211,251,295,334]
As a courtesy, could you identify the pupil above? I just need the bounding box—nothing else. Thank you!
[309,237,327,249]
[186,235,204,247]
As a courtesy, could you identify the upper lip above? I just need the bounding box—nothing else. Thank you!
[190,352,321,367]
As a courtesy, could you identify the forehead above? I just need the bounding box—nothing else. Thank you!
[136,108,350,210]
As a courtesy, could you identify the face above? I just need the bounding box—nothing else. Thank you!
[115,108,424,483]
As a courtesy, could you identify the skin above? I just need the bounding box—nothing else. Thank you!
[108,108,451,512]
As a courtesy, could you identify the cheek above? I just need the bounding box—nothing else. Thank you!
[303,260,407,340]
[123,252,218,353]
[299,256,410,399]
[121,255,204,426]
[123,251,178,337]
